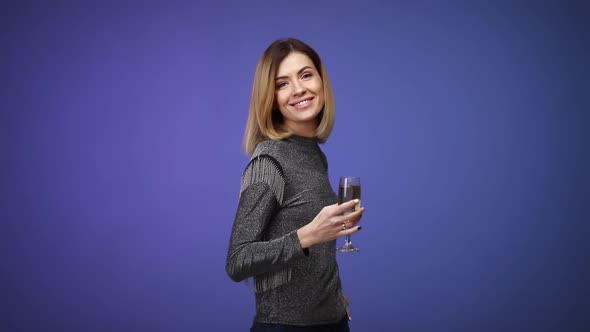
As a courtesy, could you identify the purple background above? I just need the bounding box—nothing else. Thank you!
[2,1,588,331]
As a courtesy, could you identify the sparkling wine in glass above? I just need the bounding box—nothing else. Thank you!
[337,176,361,253]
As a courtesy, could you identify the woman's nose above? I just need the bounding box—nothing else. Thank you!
[291,80,305,95]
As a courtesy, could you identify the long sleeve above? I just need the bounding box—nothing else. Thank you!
[225,183,306,283]
[225,154,306,291]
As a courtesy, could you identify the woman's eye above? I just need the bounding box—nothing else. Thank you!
[302,72,312,79]
[277,82,288,89]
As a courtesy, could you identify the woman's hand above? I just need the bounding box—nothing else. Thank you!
[297,199,364,249]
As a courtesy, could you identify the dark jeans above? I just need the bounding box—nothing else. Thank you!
[250,315,350,332]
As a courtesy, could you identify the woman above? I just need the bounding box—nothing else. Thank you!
[226,38,364,331]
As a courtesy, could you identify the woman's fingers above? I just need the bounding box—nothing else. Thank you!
[341,225,362,236]
[334,199,359,214]
[333,207,364,224]
[317,201,365,240]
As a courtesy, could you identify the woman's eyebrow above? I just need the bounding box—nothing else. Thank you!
[275,66,312,81]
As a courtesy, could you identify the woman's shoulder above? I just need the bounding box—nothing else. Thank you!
[242,140,287,203]
[246,139,286,173]
[252,138,288,159]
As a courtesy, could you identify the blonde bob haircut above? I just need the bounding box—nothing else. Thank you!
[243,38,335,155]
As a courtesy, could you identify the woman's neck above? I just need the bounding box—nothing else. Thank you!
[282,121,317,138]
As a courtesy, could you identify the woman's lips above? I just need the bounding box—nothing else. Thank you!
[290,97,314,110]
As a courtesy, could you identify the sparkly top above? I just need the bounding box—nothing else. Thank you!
[226,135,346,325]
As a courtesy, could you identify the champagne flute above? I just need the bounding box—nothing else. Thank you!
[337,176,361,253]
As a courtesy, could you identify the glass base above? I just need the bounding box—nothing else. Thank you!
[337,243,360,253]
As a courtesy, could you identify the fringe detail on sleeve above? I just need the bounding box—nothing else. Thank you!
[241,154,285,205]
[241,154,291,292]
[253,269,292,293]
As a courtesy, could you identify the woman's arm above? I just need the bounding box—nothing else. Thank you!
[225,183,306,283]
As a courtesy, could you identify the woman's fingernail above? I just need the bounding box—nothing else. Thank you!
[357,226,362,230]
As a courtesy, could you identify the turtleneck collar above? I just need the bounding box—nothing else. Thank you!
[285,134,319,146]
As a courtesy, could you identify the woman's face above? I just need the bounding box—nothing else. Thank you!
[274,52,325,137]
